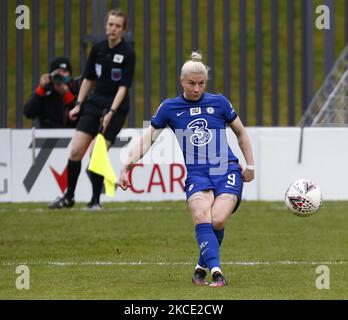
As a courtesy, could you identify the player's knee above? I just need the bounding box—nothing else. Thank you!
[212,216,227,230]
[193,210,212,224]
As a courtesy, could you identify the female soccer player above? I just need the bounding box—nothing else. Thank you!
[119,52,255,287]
[49,8,135,210]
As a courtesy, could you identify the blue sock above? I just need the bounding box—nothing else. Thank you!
[197,228,225,269]
[195,223,220,271]
[214,228,225,246]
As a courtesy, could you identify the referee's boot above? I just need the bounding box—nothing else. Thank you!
[192,268,209,286]
[86,196,102,210]
[86,201,102,211]
[209,271,227,287]
[48,195,75,209]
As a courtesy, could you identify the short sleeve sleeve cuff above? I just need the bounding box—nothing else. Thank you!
[150,121,163,129]
[227,113,238,123]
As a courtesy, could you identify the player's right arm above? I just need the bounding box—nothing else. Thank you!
[119,125,163,190]
[119,100,168,190]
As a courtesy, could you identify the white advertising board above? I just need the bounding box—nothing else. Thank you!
[258,127,348,200]
[9,128,188,202]
[0,129,11,202]
[2,127,348,202]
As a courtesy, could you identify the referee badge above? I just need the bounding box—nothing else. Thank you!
[113,54,124,63]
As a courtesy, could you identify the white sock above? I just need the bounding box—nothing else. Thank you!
[211,267,222,275]
[195,264,208,271]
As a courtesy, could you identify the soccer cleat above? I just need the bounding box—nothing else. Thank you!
[209,272,227,287]
[192,268,209,286]
[86,201,102,211]
[48,196,75,209]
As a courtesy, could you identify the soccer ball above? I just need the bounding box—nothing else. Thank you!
[284,179,323,217]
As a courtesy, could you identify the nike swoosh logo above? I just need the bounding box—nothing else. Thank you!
[176,111,185,116]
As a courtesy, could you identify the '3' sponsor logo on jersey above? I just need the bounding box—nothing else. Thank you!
[187,118,212,146]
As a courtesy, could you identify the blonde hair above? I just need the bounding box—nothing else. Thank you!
[180,52,210,79]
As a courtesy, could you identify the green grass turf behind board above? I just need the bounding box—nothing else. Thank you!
[5,0,348,127]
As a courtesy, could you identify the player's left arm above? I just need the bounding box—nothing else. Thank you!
[229,117,255,182]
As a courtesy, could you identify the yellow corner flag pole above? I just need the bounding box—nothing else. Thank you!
[88,134,117,197]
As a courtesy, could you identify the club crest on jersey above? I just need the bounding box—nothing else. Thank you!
[113,54,124,63]
[187,118,212,146]
[206,107,215,114]
[190,107,201,116]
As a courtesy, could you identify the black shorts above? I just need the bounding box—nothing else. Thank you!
[76,93,129,144]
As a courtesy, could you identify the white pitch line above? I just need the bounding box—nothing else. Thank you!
[0,206,185,213]
[1,260,348,267]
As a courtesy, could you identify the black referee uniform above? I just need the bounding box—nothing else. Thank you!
[78,38,135,143]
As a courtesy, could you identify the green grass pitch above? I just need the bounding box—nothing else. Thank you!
[0,201,347,300]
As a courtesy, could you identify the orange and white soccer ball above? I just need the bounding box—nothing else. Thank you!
[284,179,323,217]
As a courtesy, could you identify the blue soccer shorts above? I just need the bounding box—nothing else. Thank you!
[184,162,244,212]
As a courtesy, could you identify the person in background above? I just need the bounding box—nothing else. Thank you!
[48,8,135,210]
[24,57,79,128]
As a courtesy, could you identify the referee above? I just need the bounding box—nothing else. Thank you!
[49,8,135,209]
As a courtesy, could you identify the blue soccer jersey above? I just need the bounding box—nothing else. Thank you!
[151,92,244,209]
[151,92,239,171]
